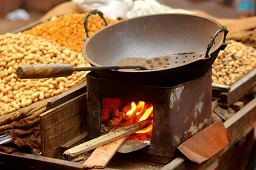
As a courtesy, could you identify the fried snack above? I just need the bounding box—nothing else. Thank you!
[24,13,118,52]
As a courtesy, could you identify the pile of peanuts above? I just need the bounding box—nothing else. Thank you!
[24,13,118,53]
[0,33,90,116]
[212,40,256,85]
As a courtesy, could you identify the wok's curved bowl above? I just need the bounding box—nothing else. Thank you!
[83,13,228,86]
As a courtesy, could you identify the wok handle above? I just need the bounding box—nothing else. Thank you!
[205,26,229,58]
[16,64,74,79]
[16,64,148,79]
[84,9,108,38]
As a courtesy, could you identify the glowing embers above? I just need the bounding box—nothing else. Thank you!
[102,98,153,140]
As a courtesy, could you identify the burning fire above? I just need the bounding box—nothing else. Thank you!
[124,101,153,133]
[136,124,153,134]
[102,99,153,139]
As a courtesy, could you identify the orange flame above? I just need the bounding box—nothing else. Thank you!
[135,101,145,116]
[125,101,137,117]
[125,101,153,133]
[136,123,153,134]
[138,105,153,122]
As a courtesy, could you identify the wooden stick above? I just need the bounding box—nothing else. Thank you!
[64,120,150,158]
[82,137,127,169]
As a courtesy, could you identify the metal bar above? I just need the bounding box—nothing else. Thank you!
[0,134,13,145]
[73,65,148,71]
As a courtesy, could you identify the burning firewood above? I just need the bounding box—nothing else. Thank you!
[106,109,126,129]
[63,119,151,158]
[102,98,124,122]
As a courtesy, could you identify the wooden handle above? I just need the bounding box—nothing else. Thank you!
[16,64,74,79]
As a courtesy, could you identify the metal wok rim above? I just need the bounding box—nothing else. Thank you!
[82,13,225,73]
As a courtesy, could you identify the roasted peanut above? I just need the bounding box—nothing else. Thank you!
[0,33,90,115]
[212,40,256,85]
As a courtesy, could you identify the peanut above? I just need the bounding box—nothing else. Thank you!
[212,40,256,85]
[0,32,90,115]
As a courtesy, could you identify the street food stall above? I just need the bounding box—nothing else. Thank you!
[0,1,255,169]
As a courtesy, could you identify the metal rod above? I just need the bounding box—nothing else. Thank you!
[0,134,13,145]
[73,66,148,71]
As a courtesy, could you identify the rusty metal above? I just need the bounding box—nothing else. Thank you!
[86,69,213,163]
[177,120,230,164]
[118,140,148,153]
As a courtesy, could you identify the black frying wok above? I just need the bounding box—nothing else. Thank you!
[83,12,228,86]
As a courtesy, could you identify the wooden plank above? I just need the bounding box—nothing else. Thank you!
[212,83,230,92]
[230,101,244,112]
[61,132,87,151]
[223,97,256,141]
[46,81,87,110]
[214,130,254,170]
[64,120,150,158]
[218,68,256,106]
[213,106,235,121]
[82,137,127,169]
[40,93,87,158]
[161,97,256,170]
[60,132,87,159]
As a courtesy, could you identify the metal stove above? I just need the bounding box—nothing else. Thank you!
[86,69,212,164]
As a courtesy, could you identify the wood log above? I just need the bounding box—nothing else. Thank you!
[214,106,235,121]
[64,120,150,158]
[82,137,127,169]
[230,101,244,112]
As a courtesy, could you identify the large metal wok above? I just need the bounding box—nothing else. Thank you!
[82,12,228,86]
[16,11,228,86]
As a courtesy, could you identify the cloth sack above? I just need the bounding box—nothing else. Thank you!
[72,0,133,19]
[126,0,193,18]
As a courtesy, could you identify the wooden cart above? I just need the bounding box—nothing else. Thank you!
[0,92,255,170]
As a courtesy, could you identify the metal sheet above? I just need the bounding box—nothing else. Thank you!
[177,120,230,163]
[87,69,213,160]
[118,140,149,153]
